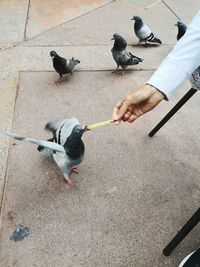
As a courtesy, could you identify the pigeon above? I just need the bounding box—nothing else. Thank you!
[175,21,200,90]
[111,33,143,75]
[175,21,187,41]
[131,16,162,45]
[50,51,80,82]
[37,117,88,186]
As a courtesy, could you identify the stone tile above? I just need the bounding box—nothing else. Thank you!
[164,0,200,23]
[25,0,178,46]
[0,0,28,44]
[0,71,200,266]
[26,0,113,39]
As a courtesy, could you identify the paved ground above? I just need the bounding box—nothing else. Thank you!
[0,0,200,266]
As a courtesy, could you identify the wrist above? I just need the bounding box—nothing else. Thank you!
[145,83,166,100]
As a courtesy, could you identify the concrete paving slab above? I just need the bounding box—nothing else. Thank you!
[24,0,178,46]
[0,72,18,213]
[1,45,173,72]
[0,71,200,266]
[164,0,200,23]
[26,0,113,39]
[0,0,28,44]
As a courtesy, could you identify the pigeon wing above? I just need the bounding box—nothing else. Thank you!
[58,56,68,68]
[0,130,65,153]
[117,50,132,66]
[136,24,152,40]
[53,117,80,146]
[63,58,75,72]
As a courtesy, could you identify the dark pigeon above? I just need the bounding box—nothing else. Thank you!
[38,117,88,186]
[132,16,162,45]
[50,51,80,82]
[175,21,187,41]
[111,33,143,75]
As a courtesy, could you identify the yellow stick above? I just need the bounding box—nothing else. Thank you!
[87,120,114,130]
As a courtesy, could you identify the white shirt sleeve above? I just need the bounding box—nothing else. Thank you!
[147,10,200,100]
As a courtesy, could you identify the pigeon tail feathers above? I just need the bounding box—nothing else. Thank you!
[129,52,143,62]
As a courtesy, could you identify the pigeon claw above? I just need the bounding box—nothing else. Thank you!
[71,167,78,174]
[111,69,120,74]
[55,80,62,85]
[66,178,77,187]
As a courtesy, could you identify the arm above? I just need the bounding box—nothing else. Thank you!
[148,10,200,99]
[113,10,200,123]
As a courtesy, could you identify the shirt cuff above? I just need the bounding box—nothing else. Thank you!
[147,58,189,100]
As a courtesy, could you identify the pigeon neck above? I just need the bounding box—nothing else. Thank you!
[53,55,61,62]
[134,20,143,31]
[113,39,127,51]
[64,136,84,159]
[177,27,186,41]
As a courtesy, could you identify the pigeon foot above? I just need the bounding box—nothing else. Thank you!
[65,178,77,187]
[111,69,120,74]
[71,167,78,174]
[55,80,62,85]
[120,70,126,76]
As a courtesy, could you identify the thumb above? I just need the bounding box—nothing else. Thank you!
[113,99,132,120]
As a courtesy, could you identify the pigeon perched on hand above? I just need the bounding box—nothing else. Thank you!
[131,16,162,45]
[111,33,143,75]
[175,21,187,41]
[50,51,80,83]
[38,117,88,186]
[175,21,200,90]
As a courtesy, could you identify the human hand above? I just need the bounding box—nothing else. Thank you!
[112,84,164,123]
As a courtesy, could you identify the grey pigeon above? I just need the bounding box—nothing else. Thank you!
[175,21,200,90]
[38,117,88,186]
[111,33,143,75]
[175,21,187,41]
[50,51,80,82]
[132,16,162,45]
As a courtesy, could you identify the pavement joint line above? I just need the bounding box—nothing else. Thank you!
[0,42,20,51]
[145,0,161,9]
[19,43,175,47]
[0,73,20,230]
[161,0,181,20]
[19,69,156,73]
[23,0,115,42]
[23,0,31,41]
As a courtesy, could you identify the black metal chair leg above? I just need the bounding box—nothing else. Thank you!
[163,207,200,256]
[149,88,197,137]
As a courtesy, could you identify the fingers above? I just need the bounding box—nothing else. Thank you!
[122,111,132,121]
[128,114,138,123]
[112,85,164,124]
[112,99,132,121]
[112,100,123,124]
[112,86,151,122]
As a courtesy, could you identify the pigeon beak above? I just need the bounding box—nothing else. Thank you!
[174,23,177,26]
[83,126,90,132]
[111,37,114,41]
